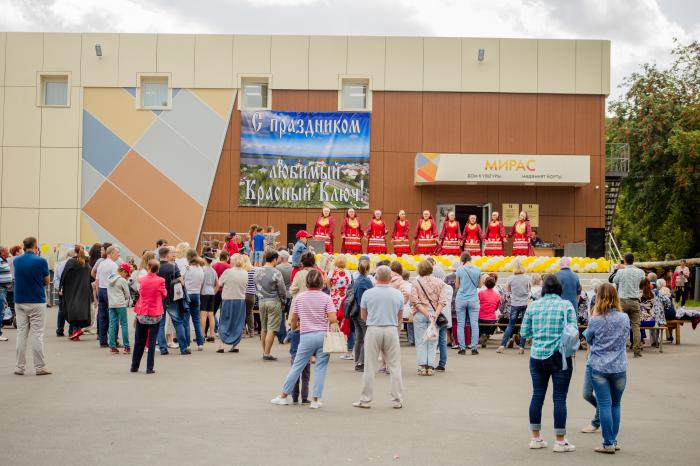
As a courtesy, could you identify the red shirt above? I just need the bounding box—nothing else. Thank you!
[134,272,166,317]
[478,288,501,320]
[224,240,239,255]
[212,261,231,278]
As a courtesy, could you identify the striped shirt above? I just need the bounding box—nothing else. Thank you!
[292,290,335,333]
[246,269,256,295]
[613,265,645,299]
[520,294,577,360]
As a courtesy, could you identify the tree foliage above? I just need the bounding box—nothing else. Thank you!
[607,40,700,260]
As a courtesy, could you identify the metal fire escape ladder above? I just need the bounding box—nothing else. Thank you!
[604,143,630,262]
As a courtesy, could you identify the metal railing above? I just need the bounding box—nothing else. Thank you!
[605,143,630,175]
[606,231,622,266]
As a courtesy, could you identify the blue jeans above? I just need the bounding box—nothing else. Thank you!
[405,322,415,345]
[413,313,437,367]
[529,355,573,435]
[456,298,480,350]
[438,325,448,368]
[0,286,6,336]
[108,307,130,348]
[277,299,290,343]
[158,301,188,353]
[56,302,65,336]
[282,331,330,399]
[583,365,601,428]
[97,288,110,345]
[500,305,527,348]
[183,294,204,347]
[253,250,264,264]
[347,319,355,351]
[287,329,310,400]
[591,370,627,447]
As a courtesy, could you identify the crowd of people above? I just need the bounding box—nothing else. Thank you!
[1,225,699,455]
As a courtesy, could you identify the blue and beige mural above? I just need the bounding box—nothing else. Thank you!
[81,88,235,256]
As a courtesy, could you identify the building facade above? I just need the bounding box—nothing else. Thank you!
[0,33,610,257]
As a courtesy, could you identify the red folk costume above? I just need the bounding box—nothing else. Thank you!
[313,213,335,254]
[341,214,363,254]
[510,219,534,256]
[439,219,462,255]
[483,220,507,256]
[462,222,483,257]
[366,218,388,254]
[414,216,438,255]
[391,218,411,256]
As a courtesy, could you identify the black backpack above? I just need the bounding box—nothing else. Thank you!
[343,281,360,319]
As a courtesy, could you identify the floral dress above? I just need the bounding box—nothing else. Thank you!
[329,269,352,313]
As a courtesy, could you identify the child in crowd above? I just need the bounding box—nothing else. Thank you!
[200,254,218,342]
[264,226,280,251]
[224,232,239,255]
[108,263,133,354]
[253,227,266,266]
[287,314,310,404]
[477,276,501,348]
[402,270,414,346]
[438,276,453,371]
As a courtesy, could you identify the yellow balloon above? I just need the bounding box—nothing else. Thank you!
[41,244,50,253]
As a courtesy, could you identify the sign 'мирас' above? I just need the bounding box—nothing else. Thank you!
[239,111,370,208]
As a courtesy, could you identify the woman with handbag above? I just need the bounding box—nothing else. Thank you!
[271,269,339,409]
[409,260,447,376]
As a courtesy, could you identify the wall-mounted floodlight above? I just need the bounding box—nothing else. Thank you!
[95,44,102,57]
[478,48,485,62]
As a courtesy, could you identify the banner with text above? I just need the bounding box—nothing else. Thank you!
[239,111,370,208]
[415,153,590,186]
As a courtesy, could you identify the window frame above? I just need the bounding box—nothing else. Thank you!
[338,76,372,112]
[36,72,71,108]
[238,74,272,111]
[136,73,172,111]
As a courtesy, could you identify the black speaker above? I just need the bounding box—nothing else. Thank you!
[586,228,606,258]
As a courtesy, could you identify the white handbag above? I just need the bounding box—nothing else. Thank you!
[323,328,347,353]
[173,282,184,301]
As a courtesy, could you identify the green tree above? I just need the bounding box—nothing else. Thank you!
[607,40,700,260]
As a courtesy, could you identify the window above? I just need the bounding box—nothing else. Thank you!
[240,76,271,110]
[338,77,371,111]
[342,83,367,109]
[38,74,70,107]
[138,75,171,110]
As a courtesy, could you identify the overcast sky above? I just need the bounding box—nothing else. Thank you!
[2,0,698,101]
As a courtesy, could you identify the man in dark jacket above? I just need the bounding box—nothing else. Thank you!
[156,247,189,355]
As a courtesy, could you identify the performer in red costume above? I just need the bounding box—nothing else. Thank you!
[391,210,411,256]
[313,207,335,253]
[484,211,507,256]
[341,208,363,254]
[414,210,438,255]
[439,211,462,255]
[365,210,388,254]
[462,214,483,257]
[509,211,534,256]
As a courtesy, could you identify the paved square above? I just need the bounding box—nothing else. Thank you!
[2,312,699,466]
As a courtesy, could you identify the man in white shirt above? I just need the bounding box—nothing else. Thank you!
[96,246,120,347]
[353,266,405,409]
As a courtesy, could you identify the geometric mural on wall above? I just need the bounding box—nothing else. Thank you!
[81,87,235,257]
